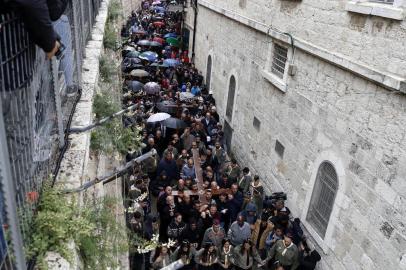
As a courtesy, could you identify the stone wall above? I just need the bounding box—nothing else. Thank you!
[187,4,406,270]
[194,0,406,78]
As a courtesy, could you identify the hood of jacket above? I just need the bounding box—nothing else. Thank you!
[245,202,257,212]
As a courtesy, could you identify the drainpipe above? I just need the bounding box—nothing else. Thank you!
[191,0,198,63]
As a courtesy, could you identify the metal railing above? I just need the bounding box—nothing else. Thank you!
[0,0,102,268]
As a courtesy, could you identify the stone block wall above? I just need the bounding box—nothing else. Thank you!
[187,4,406,270]
[196,0,406,78]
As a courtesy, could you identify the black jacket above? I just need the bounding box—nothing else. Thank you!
[167,220,187,241]
[9,0,67,52]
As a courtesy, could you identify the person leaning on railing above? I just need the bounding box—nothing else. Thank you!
[1,0,67,59]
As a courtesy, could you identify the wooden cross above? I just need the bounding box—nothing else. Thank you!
[171,149,231,203]
[192,148,206,203]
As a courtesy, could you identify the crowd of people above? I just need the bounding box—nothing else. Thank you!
[121,1,321,270]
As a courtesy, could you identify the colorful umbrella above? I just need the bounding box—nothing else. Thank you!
[166,37,180,47]
[163,58,180,67]
[164,33,178,39]
[153,21,165,27]
[153,37,165,44]
[139,51,158,62]
[147,112,171,123]
[144,82,161,94]
[130,69,150,77]
[152,16,164,21]
[137,39,151,46]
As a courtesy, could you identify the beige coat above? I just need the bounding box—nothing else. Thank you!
[250,220,274,250]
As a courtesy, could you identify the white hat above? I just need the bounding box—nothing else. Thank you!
[209,90,213,95]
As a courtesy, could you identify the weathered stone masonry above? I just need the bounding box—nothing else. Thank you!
[185,1,406,269]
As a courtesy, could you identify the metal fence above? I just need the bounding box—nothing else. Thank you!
[0,0,102,268]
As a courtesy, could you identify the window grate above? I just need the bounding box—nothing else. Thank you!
[253,117,260,131]
[306,162,338,238]
[370,0,394,3]
[206,55,212,90]
[226,76,236,121]
[275,140,285,158]
[271,44,288,79]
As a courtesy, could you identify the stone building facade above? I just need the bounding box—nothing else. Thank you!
[184,0,406,269]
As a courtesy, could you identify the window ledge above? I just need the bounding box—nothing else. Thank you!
[345,1,405,20]
[261,70,287,92]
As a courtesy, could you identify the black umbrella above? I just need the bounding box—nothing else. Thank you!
[123,57,142,65]
[122,58,143,73]
[156,100,177,113]
[162,117,187,129]
[125,80,145,92]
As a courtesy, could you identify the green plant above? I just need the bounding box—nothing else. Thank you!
[26,184,94,269]
[93,90,120,119]
[91,118,142,155]
[108,0,122,22]
[27,183,130,269]
[103,0,121,50]
[99,54,117,82]
[91,88,142,155]
[77,197,128,269]
[103,23,118,50]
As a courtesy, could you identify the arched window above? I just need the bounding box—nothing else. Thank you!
[226,75,236,121]
[306,162,338,239]
[206,55,212,90]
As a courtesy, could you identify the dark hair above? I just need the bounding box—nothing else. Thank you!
[177,241,191,259]
[242,167,250,174]
[201,243,215,263]
[152,246,170,262]
[222,238,231,246]
[135,179,143,185]
[188,218,197,225]
[240,239,254,255]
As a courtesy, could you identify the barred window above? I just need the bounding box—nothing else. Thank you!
[206,55,212,90]
[306,162,338,238]
[271,44,288,79]
[275,140,285,158]
[253,117,261,131]
[226,75,236,121]
[371,0,394,3]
